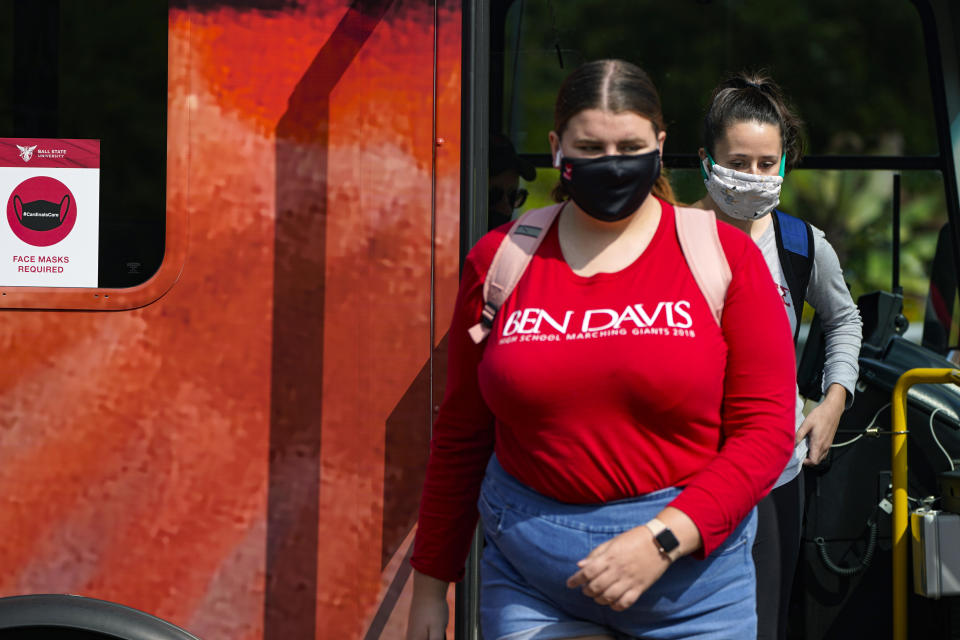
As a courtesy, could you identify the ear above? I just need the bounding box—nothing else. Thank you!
[697,147,711,181]
[548,131,561,167]
[657,130,667,157]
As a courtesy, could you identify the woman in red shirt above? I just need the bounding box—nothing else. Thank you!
[406,59,797,640]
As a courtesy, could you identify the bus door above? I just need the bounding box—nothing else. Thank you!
[460,1,960,638]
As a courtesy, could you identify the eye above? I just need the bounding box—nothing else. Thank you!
[619,144,644,153]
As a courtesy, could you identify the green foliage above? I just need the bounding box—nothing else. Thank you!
[505,0,950,328]
[503,0,936,156]
[778,169,944,321]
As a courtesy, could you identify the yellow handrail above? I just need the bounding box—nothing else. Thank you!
[891,368,960,640]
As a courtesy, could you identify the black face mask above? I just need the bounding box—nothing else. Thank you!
[559,149,661,222]
[14,194,70,231]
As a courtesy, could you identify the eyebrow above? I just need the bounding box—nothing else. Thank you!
[726,152,780,158]
[573,137,649,145]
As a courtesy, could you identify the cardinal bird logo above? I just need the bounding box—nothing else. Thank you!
[17,145,37,163]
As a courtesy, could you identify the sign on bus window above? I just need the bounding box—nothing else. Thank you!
[0,1,172,308]
[0,138,100,287]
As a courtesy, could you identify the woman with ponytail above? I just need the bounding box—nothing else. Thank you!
[693,72,862,640]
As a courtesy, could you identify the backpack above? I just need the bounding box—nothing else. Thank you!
[770,210,815,342]
[468,203,732,344]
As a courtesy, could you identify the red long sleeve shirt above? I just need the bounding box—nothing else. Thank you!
[412,200,796,582]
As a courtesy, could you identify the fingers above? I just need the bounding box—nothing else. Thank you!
[568,559,643,609]
[566,568,587,589]
[406,618,444,640]
[610,587,642,611]
[803,438,829,466]
[591,580,630,606]
[803,448,823,466]
[567,530,665,611]
[796,417,815,443]
[580,569,617,599]
[585,577,642,609]
[406,582,449,640]
[799,413,833,465]
[807,445,827,465]
[566,555,607,588]
[806,427,830,465]
[567,554,613,595]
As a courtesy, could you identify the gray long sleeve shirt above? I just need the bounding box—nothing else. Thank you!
[756,221,863,486]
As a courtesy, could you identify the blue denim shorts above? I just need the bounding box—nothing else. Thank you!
[478,456,758,640]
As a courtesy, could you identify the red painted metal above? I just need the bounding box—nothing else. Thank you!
[0,2,461,639]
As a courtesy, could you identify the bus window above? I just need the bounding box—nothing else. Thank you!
[497,0,948,346]
[0,1,169,303]
[497,0,936,157]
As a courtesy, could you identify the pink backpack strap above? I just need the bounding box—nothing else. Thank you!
[674,206,732,327]
[468,203,566,344]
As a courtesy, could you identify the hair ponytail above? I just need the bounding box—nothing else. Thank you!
[652,172,675,205]
[702,71,805,171]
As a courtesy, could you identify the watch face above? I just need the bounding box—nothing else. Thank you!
[656,528,680,553]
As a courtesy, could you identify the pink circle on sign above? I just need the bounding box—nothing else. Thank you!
[7,175,77,247]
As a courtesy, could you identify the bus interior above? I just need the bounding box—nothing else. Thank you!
[470,1,960,639]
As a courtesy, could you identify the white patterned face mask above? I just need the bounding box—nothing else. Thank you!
[702,155,783,221]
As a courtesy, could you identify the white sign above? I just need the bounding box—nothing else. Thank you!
[0,138,100,287]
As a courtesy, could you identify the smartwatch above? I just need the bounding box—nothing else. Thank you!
[645,518,680,556]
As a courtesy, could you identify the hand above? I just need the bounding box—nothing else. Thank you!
[406,571,449,640]
[566,526,672,612]
[798,384,847,466]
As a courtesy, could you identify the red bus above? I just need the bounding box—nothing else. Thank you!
[0,1,957,639]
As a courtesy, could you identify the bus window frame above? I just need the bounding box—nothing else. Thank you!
[0,153,186,311]
[918,0,960,292]
[0,4,183,312]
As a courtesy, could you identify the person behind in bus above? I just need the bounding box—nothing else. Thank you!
[691,72,863,640]
[406,59,797,640]
[488,133,536,231]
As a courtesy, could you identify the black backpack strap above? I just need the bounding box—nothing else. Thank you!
[771,209,815,342]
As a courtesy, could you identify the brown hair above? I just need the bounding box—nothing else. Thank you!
[550,59,675,205]
[702,71,805,171]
